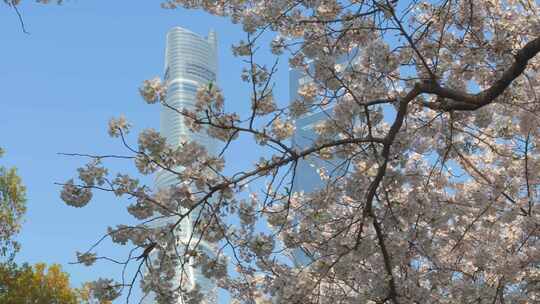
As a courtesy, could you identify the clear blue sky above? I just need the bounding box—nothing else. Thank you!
[0,1,288,302]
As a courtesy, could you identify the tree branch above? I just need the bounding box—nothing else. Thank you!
[423,36,540,111]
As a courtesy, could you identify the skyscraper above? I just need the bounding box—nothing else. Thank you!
[290,67,331,267]
[290,52,359,195]
[144,26,218,304]
[289,68,336,194]
[289,64,345,267]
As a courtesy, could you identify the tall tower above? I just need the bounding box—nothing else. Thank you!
[289,66,332,267]
[289,67,333,194]
[289,62,348,267]
[290,53,358,195]
[147,26,218,304]
[160,26,218,152]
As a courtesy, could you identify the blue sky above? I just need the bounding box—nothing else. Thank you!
[0,1,289,301]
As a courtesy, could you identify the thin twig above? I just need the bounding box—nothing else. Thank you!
[9,1,30,34]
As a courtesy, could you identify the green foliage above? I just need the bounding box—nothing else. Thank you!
[0,262,80,304]
[0,148,105,304]
[0,148,26,260]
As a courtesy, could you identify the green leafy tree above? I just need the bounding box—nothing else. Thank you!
[0,149,104,303]
[0,262,83,304]
[0,148,26,260]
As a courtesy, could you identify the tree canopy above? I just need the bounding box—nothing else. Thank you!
[58,1,540,303]
[0,148,26,260]
[0,262,79,304]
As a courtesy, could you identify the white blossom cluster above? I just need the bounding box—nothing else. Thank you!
[87,278,121,302]
[107,115,131,138]
[139,77,167,104]
[76,251,97,266]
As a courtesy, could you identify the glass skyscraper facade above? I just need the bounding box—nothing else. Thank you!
[289,68,337,193]
[290,53,357,195]
[289,66,343,267]
[144,26,218,304]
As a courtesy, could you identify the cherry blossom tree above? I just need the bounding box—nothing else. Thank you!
[61,1,540,303]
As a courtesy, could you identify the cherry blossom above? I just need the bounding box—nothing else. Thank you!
[60,0,540,303]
